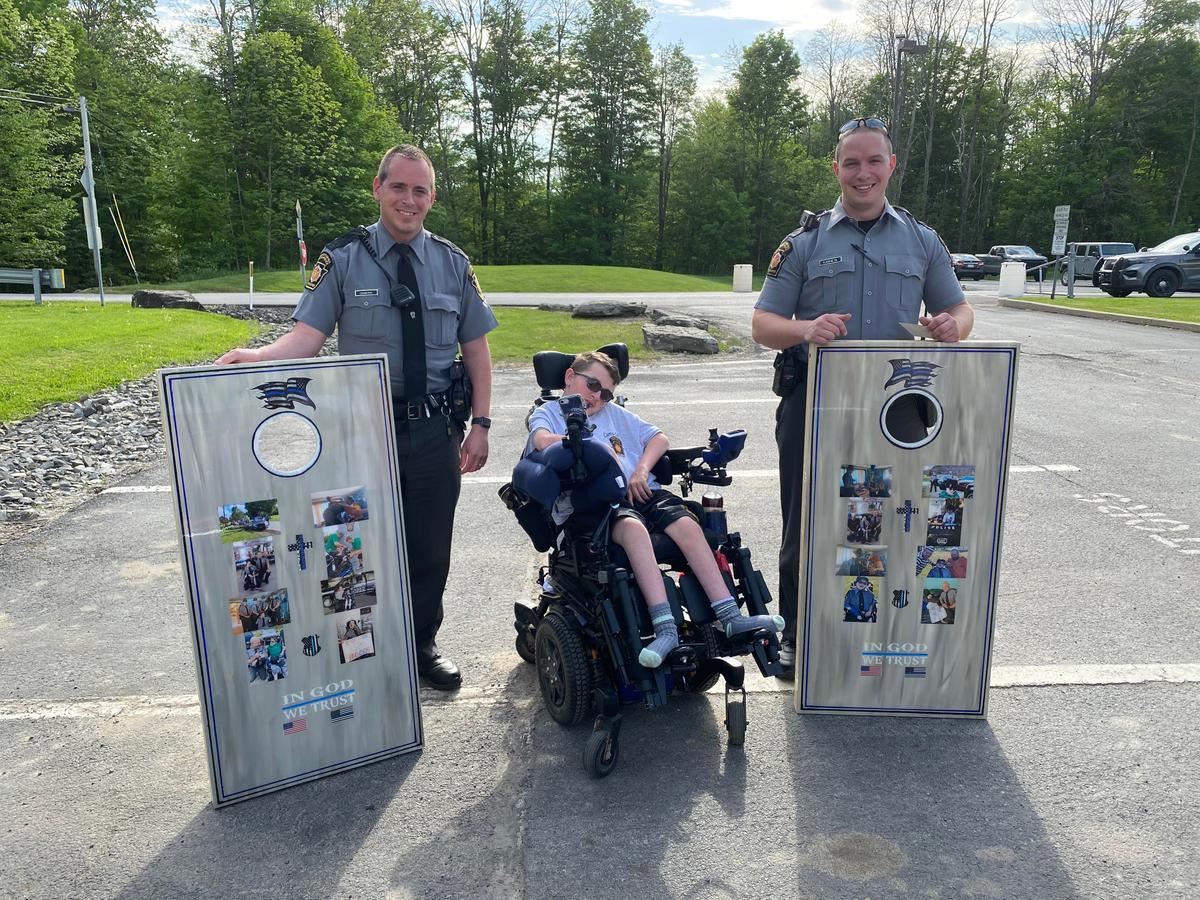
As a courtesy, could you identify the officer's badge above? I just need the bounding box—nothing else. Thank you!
[766,239,793,278]
[305,251,332,292]
[467,263,484,299]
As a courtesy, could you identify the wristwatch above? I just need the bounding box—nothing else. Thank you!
[471,416,492,429]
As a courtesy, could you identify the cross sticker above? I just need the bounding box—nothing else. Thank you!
[896,500,919,533]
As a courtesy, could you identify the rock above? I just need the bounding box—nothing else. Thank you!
[654,314,711,330]
[642,324,719,354]
[72,401,96,419]
[572,301,646,319]
[538,303,576,313]
[131,290,204,311]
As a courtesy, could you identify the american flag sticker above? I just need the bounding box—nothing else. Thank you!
[282,718,307,735]
[859,664,882,676]
[905,666,927,678]
[330,705,355,723]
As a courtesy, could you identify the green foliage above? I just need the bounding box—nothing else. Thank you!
[487,308,658,363]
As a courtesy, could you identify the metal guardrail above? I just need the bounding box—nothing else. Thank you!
[0,267,66,304]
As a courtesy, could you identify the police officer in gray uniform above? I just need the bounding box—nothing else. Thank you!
[219,144,498,690]
[751,118,974,678]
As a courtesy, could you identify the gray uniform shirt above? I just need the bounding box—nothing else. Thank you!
[293,221,499,396]
[755,198,964,349]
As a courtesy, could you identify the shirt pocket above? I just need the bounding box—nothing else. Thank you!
[805,256,855,312]
[884,254,924,315]
[425,291,460,349]
[338,294,392,343]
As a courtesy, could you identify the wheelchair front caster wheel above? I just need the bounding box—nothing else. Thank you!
[515,631,536,664]
[725,700,746,747]
[584,730,619,778]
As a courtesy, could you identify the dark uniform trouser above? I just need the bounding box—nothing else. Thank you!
[395,413,464,660]
[774,372,808,644]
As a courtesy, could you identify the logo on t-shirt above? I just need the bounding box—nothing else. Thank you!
[608,434,624,456]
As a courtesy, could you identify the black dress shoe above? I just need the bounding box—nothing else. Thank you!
[419,653,462,690]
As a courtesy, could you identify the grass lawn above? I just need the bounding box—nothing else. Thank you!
[0,303,733,425]
[0,302,263,423]
[490,308,661,364]
[100,264,764,294]
[1019,295,1200,324]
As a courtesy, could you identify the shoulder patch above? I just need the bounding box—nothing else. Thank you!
[766,238,795,278]
[466,263,484,299]
[429,232,469,260]
[305,250,333,292]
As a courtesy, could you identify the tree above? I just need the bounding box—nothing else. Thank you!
[555,0,655,264]
[0,0,78,271]
[651,43,696,270]
[729,31,809,266]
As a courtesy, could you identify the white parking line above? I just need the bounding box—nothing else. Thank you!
[100,485,172,494]
[5,663,1196,719]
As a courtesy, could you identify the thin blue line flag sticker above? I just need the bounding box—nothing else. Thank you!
[253,377,315,410]
[330,705,355,724]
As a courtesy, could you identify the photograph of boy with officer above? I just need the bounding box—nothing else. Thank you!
[839,463,893,498]
[218,143,497,691]
[750,115,974,677]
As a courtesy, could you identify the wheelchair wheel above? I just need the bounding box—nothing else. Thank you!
[535,612,593,726]
[583,730,619,779]
[678,621,722,693]
[515,631,536,664]
[725,699,747,747]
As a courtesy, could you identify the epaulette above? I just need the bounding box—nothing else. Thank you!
[327,225,371,251]
[894,206,952,256]
[429,232,469,260]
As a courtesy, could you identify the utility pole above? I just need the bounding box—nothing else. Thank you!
[77,96,106,306]
[889,35,929,205]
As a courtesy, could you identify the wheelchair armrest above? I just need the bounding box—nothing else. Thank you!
[664,446,706,473]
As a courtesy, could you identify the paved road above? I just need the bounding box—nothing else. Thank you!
[1,297,1198,898]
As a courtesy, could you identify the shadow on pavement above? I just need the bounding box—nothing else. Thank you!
[787,713,1082,899]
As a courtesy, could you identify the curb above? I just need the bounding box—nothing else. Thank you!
[998,297,1200,333]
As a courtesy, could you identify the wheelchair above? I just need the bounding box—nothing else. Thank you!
[499,343,783,778]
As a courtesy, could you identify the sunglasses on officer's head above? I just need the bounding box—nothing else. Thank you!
[573,372,614,402]
[838,117,889,138]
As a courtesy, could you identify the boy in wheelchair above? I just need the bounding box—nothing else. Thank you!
[526,351,784,668]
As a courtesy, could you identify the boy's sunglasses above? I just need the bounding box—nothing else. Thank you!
[574,373,614,402]
[838,117,889,137]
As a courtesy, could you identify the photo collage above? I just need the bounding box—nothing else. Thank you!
[835,463,974,631]
[220,485,379,687]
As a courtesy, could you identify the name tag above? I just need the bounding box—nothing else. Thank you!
[353,289,380,297]
[817,256,843,266]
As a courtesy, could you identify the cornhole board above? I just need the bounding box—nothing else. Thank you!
[795,341,1020,717]
[159,353,421,805]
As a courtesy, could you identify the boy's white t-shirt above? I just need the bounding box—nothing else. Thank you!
[527,399,663,490]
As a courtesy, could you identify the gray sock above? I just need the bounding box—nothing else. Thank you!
[710,596,784,638]
[638,603,679,668]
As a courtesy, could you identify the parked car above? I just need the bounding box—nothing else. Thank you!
[1094,231,1200,298]
[249,514,270,530]
[1061,241,1136,285]
[950,253,984,280]
[977,245,1049,278]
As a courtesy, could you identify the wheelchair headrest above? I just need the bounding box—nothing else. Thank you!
[533,343,630,392]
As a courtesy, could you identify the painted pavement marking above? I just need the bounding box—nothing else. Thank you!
[1075,492,1200,555]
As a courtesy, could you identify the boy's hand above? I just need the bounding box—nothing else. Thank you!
[627,467,653,503]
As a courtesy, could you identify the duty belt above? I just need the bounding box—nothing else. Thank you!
[394,391,449,421]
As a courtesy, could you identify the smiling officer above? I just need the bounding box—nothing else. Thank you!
[751,117,974,678]
[218,144,497,691]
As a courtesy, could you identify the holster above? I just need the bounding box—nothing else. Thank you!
[447,356,472,425]
[772,346,804,398]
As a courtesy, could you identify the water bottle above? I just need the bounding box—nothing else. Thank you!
[701,490,727,540]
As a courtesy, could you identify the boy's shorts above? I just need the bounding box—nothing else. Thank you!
[612,489,697,534]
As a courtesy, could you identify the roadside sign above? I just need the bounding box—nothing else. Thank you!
[1052,205,1070,255]
[795,341,1020,718]
[159,355,422,806]
[1053,204,1070,225]
[299,239,308,267]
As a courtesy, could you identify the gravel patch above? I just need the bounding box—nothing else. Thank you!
[0,306,309,544]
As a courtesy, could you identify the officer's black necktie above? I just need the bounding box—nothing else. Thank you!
[396,244,427,400]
